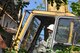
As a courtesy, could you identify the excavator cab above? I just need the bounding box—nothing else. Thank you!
[14,10,80,53]
[20,11,55,53]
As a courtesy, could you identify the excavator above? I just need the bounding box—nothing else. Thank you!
[12,1,80,53]
[2,0,80,53]
[14,11,80,53]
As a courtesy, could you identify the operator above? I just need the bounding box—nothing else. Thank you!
[47,24,55,48]
[37,24,55,53]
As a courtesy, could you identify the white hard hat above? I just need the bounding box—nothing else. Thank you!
[47,24,54,31]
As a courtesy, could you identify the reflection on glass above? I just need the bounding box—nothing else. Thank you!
[56,18,80,45]
[73,19,80,45]
[56,18,70,43]
[21,17,41,51]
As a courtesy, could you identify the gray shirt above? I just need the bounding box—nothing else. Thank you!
[47,32,56,48]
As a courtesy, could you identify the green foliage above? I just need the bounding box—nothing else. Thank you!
[4,45,80,53]
[4,48,16,53]
[71,2,80,16]
[46,45,80,53]
[72,46,80,51]
[55,46,80,53]
[55,0,63,10]
[4,48,27,53]
[46,48,54,53]
[16,0,29,9]
[56,50,63,53]
[47,0,68,10]
[36,4,45,10]
[18,48,27,53]
[63,0,68,4]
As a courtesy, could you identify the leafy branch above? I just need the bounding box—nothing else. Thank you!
[47,0,68,10]
[71,2,80,16]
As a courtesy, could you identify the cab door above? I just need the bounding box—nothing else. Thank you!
[20,15,55,53]
[20,16,41,52]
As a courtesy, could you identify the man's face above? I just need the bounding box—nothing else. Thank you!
[47,29,53,33]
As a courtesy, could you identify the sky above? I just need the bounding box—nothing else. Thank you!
[23,0,46,11]
[23,0,78,12]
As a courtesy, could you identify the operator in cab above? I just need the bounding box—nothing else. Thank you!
[37,24,55,53]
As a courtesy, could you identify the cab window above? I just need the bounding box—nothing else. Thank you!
[56,18,80,45]
[20,17,41,51]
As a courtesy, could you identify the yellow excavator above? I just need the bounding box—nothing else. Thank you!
[12,1,80,53]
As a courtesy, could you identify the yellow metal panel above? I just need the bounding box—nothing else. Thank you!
[14,13,34,51]
[68,21,74,43]
[14,11,26,41]
[47,2,57,11]
[32,10,75,16]
[47,1,68,12]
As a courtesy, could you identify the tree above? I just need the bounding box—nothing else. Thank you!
[0,0,30,50]
[0,0,29,21]
[47,0,68,10]
[71,1,80,16]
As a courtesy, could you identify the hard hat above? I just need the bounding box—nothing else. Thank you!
[47,24,54,31]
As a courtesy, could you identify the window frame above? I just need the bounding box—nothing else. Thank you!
[54,16,80,46]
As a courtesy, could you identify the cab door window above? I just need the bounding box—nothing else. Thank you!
[20,17,41,51]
